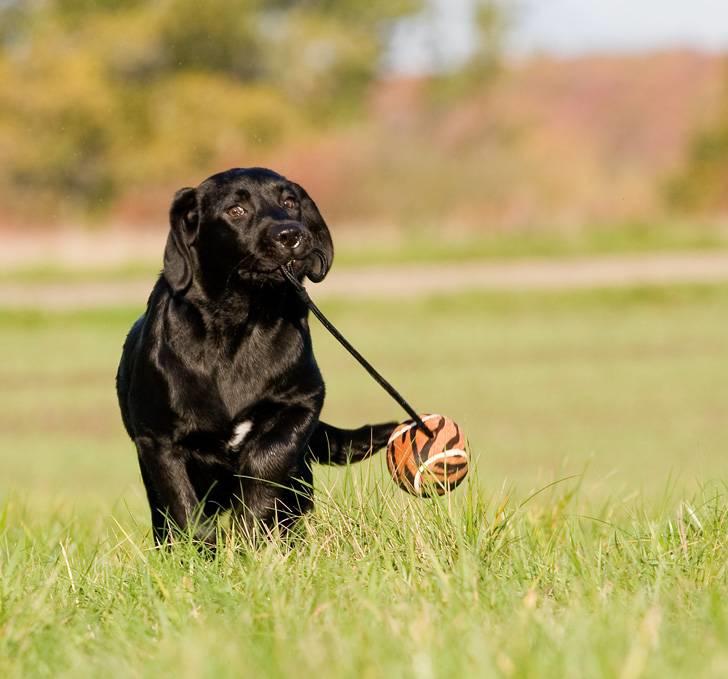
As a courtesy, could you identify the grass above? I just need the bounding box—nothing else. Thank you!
[1,284,727,676]
[2,483,727,678]
[334,220,728,267]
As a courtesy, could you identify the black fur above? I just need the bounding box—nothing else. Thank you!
[116,168,396,546]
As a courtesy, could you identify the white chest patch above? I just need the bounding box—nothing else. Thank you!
[229,420,253,449]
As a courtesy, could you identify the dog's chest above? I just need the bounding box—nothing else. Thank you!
[227,419,253,450]
[163,311,317,446]
[189,326,306,416]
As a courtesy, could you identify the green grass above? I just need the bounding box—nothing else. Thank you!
[1,285,727,676]
[335,220,728,268]
[2,483,727,678]
[0,261,160,284]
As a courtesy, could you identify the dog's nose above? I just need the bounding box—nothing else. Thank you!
[270,223,309,255]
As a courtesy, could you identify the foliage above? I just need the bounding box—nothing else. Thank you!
[667,64,728,214]
[0,0,421,217]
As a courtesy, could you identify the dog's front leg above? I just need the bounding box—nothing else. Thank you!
[136,436,213,547]
[232,403,319,538]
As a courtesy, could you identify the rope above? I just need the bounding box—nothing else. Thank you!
[281,257,433,439]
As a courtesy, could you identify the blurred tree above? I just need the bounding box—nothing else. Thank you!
[157,0,265,81]
[424,0,509,107]
[0,0,30,48]
[267,0,420,117]
[0,15,120,216]
[0,0,421,218]
[470,0,509,76]
[667,67,728,214]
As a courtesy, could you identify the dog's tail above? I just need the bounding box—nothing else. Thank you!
[306,421,398,465]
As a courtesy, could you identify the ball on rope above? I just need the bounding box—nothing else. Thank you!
[386,414,469,497]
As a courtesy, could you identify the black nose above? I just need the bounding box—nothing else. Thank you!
[270,223,309,255]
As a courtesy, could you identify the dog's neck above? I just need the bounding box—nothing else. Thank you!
[164,273,308,333]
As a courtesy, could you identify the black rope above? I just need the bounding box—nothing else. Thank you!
[281,259,433,439]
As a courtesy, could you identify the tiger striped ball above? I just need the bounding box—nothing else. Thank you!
[386,414,469,497]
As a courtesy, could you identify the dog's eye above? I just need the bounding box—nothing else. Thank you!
[226,205,247,218]
[282,197,298,210]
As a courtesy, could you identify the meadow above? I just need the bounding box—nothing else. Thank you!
[1,283,727,677]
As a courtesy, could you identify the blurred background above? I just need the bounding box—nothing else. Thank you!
[1,0,727,510]
[1,0,727,263]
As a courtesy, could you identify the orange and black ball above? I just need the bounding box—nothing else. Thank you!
[386,414,469,497]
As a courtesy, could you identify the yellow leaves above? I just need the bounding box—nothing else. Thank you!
[120,73,300,183]
[0,1,398,215]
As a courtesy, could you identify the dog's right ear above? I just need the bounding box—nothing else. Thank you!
[164,187,199,295]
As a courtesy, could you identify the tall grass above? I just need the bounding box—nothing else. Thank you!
[2,285,728,676]
[1,473,726,678]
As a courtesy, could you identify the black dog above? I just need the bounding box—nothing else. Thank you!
[117,167,395,546]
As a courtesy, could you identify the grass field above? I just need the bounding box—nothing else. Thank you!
[1,284,727,677]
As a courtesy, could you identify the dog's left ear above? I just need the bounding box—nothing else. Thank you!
[295,183,334,282]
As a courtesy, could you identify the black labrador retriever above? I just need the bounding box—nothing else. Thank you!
[117,167,396,546]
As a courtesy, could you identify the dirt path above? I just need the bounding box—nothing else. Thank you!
[1,251,727,309]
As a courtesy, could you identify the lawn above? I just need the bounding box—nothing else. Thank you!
[1,284,727,677]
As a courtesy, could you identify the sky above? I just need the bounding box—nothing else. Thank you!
[388,0,728,74]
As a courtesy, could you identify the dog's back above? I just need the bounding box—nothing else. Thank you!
[116,314,145,439]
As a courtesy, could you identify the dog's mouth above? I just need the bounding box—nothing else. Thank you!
[236,256,304,284]
[277,248,328,283]
[236,248,327,284]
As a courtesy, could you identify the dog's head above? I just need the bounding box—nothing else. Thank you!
[163,167,333,297]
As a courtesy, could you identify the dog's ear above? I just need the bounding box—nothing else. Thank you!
[164,187,199,295]
[295,183,334,282]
